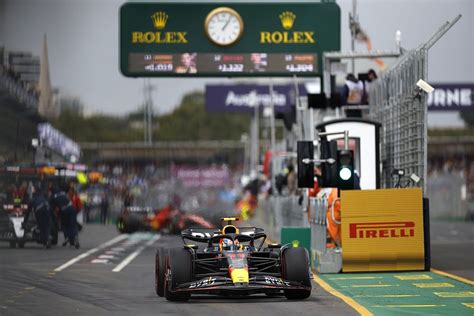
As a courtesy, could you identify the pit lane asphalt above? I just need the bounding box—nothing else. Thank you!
[430,220,474,280]
[0,225,357,316]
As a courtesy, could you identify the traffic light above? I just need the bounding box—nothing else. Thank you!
[337,150,354,190]
[319,138,338,187]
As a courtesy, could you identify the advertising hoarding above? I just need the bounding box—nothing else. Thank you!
[428,83,474,111]
[205,84,307,113]
[120,2,340,77]
[341,188,425,272]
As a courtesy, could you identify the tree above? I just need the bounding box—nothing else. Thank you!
[51,91,252,142]
[460,111,474,127]
[154,91,251,141]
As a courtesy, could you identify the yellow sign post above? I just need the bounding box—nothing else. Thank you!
[341,188,425,272]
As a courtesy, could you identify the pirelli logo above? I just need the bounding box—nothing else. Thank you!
[349,222,415,239]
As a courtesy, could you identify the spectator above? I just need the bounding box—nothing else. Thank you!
[342,73,364,117]
[286,164,297,195]
[68,183,83,231]
[363,69,378,104]
[100,192,109,225]
[343,73,364,105]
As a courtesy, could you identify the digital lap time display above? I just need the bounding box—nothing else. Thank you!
[128,53,318,76]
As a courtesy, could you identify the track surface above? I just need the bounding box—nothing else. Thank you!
[430,220,474,280]
[0,225,356,316]
[0,220,471,315]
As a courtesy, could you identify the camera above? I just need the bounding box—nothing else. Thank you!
[416,79,434,94]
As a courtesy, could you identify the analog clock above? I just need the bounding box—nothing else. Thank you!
[205,7,244,46]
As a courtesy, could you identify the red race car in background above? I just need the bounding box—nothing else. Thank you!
[116,204,214,234]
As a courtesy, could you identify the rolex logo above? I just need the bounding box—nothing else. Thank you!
[151,11,168,30]
[279,11,296,30]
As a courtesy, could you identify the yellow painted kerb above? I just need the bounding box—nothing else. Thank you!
[431,268,474,286]
[313,273,373,316]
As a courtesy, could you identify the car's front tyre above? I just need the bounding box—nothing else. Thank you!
[155,247,167,297]
[282,247,311,300]
[164,248,192,301]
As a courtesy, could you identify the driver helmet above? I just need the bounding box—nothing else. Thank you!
[220,238,234,250]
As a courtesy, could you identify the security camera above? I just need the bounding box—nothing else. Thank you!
[410,173,420,184]
[416,79,434,94]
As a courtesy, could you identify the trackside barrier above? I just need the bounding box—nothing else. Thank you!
[309,195,342,273]
[254,194,342,273]
[255,195,309,243]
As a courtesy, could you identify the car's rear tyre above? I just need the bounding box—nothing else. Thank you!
[282,247,311,300]
[155,247,167,297]
[164,248,192,301]
[116,218,127,233]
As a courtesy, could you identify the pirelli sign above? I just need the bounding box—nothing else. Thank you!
[341,188,424,272]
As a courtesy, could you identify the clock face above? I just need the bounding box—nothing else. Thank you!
[205,7,243,46]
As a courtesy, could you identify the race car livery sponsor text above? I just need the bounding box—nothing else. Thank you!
[189,277,217,289]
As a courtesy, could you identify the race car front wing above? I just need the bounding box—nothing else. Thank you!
[171,275,311,294]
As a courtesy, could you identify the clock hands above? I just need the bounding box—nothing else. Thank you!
[221,16,232,31]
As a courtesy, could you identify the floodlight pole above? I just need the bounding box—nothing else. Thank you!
[269,80,276,161]
[251,93,259,174]
[269,80,276,192]
[350,0,358,74]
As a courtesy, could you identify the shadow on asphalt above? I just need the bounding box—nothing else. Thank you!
[156,294,320,304]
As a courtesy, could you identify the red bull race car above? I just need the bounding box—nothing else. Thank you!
[155,218,311,301]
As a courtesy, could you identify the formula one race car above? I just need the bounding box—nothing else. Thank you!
[0,202,58,248]
[155,218,311,301]
[117,205,214,234]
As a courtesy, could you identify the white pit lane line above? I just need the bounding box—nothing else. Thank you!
[54,234,129,272]
[112,234,161,272]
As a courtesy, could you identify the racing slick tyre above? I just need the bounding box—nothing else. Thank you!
[282,247,311,300]
[116,218,128,234]
[18,241,25,248]
[155,247,167,297]
[164,248,192,301]
[9,241,16,248]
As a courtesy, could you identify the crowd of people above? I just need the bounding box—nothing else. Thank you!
[428,157,473,194]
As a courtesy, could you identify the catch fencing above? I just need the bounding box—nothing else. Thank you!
[369,15,461,191]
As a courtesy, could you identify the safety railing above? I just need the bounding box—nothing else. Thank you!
[255,195,309,242]
[253,194,341,272]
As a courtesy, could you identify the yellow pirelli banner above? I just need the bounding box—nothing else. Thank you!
[341,188,424,272]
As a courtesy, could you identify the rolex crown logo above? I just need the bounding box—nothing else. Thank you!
[151,11,168,30]
[279,11,296,30]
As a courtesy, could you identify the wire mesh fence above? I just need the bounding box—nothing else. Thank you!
[369,15,461,192]
[369,49,428,190]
